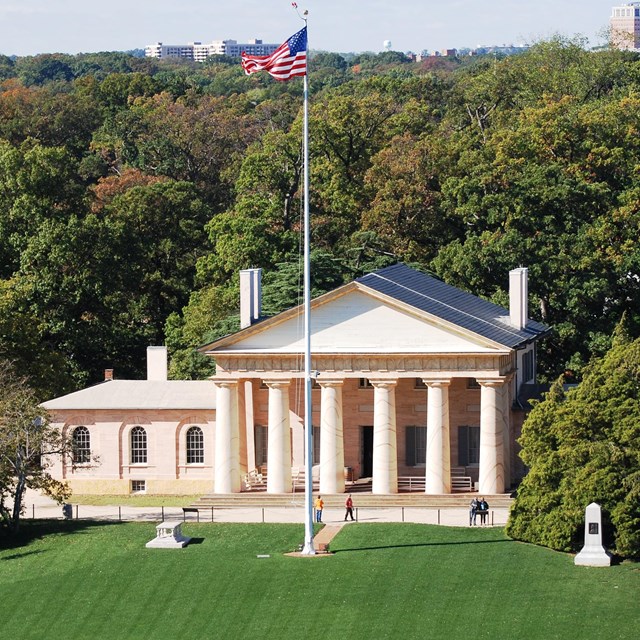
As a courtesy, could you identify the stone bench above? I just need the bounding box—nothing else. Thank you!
[146,520,191,549]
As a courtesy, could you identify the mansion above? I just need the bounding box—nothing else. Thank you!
[44,263,549,497]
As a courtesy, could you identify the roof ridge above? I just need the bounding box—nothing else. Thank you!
[363,270,528,341]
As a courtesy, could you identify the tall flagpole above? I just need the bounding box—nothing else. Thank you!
[242,5,314,554]
[300,14,315,556]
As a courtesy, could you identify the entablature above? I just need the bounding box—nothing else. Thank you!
[213,352,516,379]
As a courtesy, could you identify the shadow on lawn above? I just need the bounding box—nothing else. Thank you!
[0,519,125,555]
[333,538,513,553]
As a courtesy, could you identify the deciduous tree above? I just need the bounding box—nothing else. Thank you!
[0,362,72,533]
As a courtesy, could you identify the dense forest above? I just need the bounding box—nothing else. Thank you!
[0,40,639,399]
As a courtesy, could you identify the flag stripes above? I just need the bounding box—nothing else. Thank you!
[241,27,307,81]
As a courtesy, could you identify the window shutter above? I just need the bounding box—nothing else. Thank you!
[255,425,266,466]
[458,425,469,466]
[406,426,416,466]
[313,426,320,465]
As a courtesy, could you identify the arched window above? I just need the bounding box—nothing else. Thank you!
[130,426,147,464]
[186,426,204,464]
[72,426,91,464]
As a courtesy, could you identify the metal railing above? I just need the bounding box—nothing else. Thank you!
[27,503,505,527]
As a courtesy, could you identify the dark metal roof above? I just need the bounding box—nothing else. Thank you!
[356,263,549,348]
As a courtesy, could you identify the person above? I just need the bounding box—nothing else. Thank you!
[469,497,478,526]
[344,494,355,521]
[314,495,324,523]
[478,497,489,525]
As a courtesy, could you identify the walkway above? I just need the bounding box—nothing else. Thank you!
[14,489,510,529]
[313,522,347,552]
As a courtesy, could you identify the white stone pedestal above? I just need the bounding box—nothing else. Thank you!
[574,503,611,567]
[146,521,191,549]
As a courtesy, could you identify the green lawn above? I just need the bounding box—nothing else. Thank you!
[0,522,637,640]
[68,494,203,507]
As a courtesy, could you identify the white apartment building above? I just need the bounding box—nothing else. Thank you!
[611,2,640,50]
[144,43,198,59]
[145,39,278,61]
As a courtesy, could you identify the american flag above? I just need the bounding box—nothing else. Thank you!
[241,27,307,81]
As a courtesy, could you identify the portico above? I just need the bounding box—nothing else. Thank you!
[202,263,548,496]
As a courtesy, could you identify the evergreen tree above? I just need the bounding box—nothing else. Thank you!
[507,322,640,559]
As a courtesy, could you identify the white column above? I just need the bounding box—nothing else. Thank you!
[319,379,345,494]
[371,380,398,494]
[501,380,512,490]
[243,381,256,473]
[265,379,292,493]
[478,378,505,495]
[425,379,451,494]
[214,380,241,494]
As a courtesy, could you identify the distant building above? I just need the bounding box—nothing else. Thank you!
[416,44,528,62]
[144,39,279,61]
[610,2,640,50]
[144,43,196,60]
[471,44,529,56]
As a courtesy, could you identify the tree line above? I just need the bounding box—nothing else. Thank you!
[0,39,638,399]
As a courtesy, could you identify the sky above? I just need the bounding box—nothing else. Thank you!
[0,1,616,57]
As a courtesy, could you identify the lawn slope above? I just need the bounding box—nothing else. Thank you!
[0,522,637,640]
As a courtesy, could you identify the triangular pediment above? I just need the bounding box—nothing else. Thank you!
[206,288,509,355]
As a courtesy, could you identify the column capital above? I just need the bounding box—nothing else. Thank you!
[213,378,240,389]
[422,378,451,388]
[476,377,507,388]
[263,378,292,389]
[317,378,345,388]
[368,378,398,389]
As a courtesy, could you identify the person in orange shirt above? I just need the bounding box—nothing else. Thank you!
[314,495,324,523]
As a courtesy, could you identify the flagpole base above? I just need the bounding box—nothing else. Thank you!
[301,542,316,555]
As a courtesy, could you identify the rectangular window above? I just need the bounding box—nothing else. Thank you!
[414,378,427,389]
[359,378,372,388]
[458,425,480,466]
[405,426,427,466]
[131,480,146,493]
[467,378,480,389]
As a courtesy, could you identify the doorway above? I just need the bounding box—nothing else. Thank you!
[361,426,373,478]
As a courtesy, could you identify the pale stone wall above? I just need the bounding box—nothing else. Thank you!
[61,478,213,496]
[49,409,215,495]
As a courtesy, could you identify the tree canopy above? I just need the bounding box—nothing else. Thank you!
[0,40,637,396]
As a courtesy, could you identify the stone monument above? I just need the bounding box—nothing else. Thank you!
[146,521,191,549]
[574,502,611,566]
